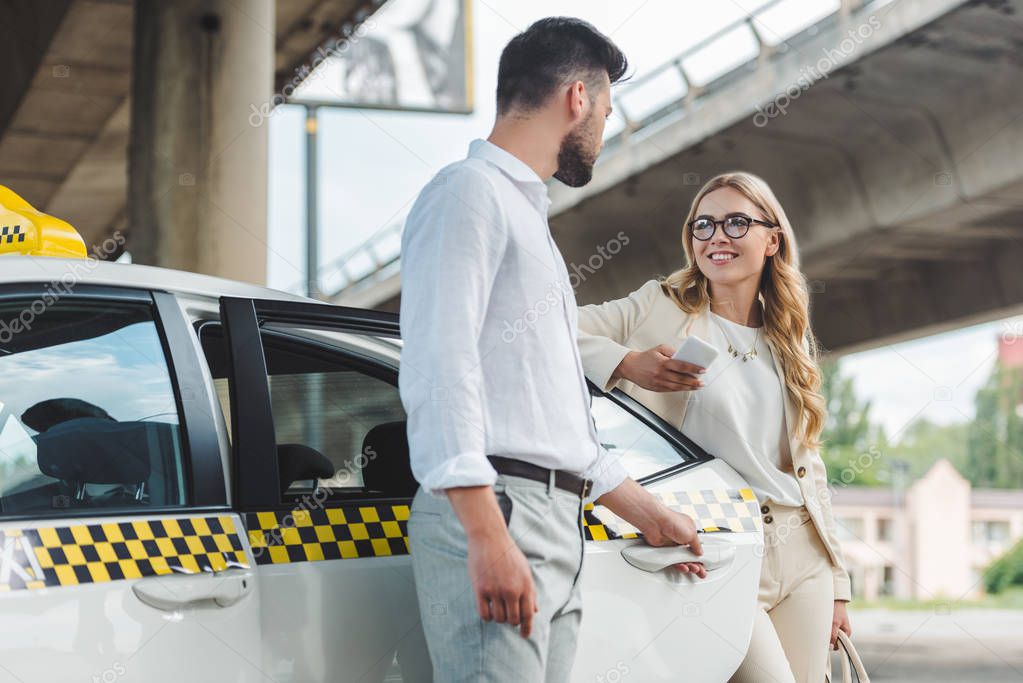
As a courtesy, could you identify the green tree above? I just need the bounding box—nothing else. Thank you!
[820,359,873,449]
[985,537,1023,594]
[817,362,966,487]
[967,361,1023,489]
[819,360,885,486]
[886,417,968,480]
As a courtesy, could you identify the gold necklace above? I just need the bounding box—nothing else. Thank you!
[710,312,760,362]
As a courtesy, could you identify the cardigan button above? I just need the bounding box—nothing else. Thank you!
[797,466,807,478]
[763,515,774,524]
[760,505,770,514]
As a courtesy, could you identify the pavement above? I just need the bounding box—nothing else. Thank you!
[849,608,1023,682]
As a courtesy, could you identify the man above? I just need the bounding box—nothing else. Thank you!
[399,17,707,682]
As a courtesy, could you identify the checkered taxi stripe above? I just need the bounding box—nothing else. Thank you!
[0,515,249,593]
[245,504,410,565]
[1,224,25,244]
[584,488,761,541]
[245,490,760,566]
[0,491,760,588]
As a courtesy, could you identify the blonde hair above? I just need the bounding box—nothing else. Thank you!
[660,172,826,451]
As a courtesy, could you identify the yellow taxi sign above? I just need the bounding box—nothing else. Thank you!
[0,185,88,259]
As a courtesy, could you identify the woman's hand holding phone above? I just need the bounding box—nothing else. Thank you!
[614,344,708,392]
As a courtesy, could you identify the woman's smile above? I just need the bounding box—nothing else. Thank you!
[708,250,739,265]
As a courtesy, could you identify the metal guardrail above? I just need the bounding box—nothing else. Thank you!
[306,0,872,301]
[603,0,868,146]
[311,221,403,300]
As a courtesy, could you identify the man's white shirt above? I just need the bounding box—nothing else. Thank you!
[398,138,628,500]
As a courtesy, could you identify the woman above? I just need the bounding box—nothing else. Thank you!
[577,172,851,683]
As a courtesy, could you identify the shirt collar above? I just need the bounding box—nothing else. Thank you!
[468,138,551,211]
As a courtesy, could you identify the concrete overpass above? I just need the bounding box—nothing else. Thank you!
[0,0,381,283]
[337,0,1023,354]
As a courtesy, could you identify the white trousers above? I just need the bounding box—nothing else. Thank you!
[408,473,585,682]
[730,502,835,683]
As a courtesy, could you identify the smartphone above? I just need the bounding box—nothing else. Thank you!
[671,336,719,374]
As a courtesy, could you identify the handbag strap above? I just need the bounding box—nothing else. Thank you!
[826,630,870,683]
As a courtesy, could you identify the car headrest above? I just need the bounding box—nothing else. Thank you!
[22,398,114,433]
[361,421,417,498]
[277,443,334,494]
[34,417,156,484]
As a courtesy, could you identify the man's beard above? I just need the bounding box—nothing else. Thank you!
[553,114,599,188]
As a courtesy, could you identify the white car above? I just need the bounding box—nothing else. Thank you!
[0,252,764,682]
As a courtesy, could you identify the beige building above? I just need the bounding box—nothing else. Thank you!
[830,459,1023,601]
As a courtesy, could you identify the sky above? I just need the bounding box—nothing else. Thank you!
[265,0,831,290]
[839,318,1019,440]
[264,0,1022,443]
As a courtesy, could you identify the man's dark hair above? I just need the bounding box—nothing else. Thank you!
[496,17,628,115]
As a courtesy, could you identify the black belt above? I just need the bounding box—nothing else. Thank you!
[487,455,593,498]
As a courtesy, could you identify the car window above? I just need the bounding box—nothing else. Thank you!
[201,325,410,500]
[264,344,407,496]
[590,394,688,481]
[0,299,187,516]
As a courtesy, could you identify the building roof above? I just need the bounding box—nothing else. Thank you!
[831,484,1023,510]
[972,488,1023,509]
[830,487,898,508]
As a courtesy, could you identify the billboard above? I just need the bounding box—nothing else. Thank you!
[292,0,473,114]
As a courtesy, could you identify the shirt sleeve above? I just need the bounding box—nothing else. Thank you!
[577,279,663,391]
[398,166,507,496]
[581,442,630,502]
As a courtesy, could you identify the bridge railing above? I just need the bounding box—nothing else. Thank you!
[308,0,875,302]
[290,220,403,300]
[604,0,871,146]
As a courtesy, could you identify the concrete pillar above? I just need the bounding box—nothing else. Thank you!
[129,0,273,284]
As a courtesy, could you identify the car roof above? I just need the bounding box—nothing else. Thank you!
[0,256,318,304]
[0,256,403,360]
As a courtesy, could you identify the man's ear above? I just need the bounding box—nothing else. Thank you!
[567,80,588,122]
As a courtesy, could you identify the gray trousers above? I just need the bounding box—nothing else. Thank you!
[408,473,586,682]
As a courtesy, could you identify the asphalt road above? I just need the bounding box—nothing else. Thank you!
[849,608,1023,682]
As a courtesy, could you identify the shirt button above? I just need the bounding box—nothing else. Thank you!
[760,504,770,514]
[797,466,807,478]
[764,515,774,524]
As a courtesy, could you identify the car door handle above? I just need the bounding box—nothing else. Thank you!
[132,569,254,611]
[620,541,736,573]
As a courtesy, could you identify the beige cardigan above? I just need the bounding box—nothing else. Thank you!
[578,279,852,602]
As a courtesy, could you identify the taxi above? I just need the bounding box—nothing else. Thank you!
[0,187,763,682]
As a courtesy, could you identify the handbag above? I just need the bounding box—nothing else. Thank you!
[825,630,870,683]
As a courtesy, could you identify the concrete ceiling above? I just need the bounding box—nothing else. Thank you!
[353,0,1023,355]
[0,0,376,255]
[544,0,1023,354]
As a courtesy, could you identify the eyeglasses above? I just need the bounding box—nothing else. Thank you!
[688,213,776,241]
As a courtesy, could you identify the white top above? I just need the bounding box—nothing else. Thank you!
[398,139,628,500]
[680,311,804,507]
